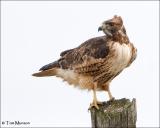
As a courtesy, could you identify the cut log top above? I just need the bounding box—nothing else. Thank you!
[89,98,137,128]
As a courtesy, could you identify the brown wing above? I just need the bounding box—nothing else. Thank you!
[58,36,110,72]
[39,36,110,73]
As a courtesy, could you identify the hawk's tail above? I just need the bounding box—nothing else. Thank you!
[32,68,57,77]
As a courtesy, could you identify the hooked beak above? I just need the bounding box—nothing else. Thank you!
[98,26,102,32]
[98,24,113,37]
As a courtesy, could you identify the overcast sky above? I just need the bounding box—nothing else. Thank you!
[1,1,159,127]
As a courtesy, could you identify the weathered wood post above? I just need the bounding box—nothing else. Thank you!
[89,98,137,128]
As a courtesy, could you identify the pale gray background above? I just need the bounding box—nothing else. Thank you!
[1,1,159,127]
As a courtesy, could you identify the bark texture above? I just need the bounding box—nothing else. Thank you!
[90,98,137,128]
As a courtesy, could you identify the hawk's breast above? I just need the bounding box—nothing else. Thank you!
[108,42,132,73]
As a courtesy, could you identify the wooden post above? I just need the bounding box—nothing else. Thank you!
[89,98,137,128]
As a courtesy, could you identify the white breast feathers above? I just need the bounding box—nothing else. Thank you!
[111,42,132,71]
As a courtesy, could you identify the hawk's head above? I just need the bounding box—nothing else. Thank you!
[98,15,125,37]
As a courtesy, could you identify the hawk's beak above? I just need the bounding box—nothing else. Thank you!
[98,26,102,32]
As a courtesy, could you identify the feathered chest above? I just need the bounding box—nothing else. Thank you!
[106,42,132,73]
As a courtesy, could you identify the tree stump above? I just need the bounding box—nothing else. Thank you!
[89,98,137,128]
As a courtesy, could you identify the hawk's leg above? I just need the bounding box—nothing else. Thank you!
[104,84,115,101]
[107,88,115,101]
[89,83,102,109]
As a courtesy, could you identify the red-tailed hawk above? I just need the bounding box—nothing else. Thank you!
[32,15,137,109]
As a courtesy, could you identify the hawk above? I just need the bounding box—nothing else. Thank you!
[32,15,137,109]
